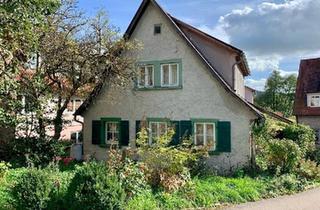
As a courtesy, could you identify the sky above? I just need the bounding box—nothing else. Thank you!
[78,0,320,91]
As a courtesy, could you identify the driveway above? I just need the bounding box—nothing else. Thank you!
[223,187,320,210]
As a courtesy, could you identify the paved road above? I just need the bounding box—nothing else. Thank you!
[223,188,320,210]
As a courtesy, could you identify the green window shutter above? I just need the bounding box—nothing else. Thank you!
[217,121,231,152]
[92,120,102,145]
[135,121,141,147]
[180,120,192,140]
[120,120,130,146]
[170,121,180,145]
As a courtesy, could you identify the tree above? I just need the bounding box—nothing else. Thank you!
[0,0,60,127]
[14,0,140,140]
[255,70,297,117]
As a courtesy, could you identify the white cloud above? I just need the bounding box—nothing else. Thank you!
[278,69,298,77]
[245,78,267,91]
[247,55,282,71]
[214,0,320,71]
[197,25,230,43]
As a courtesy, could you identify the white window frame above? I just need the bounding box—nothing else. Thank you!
[148,121,168,145]
[194,122,216,151]
[137,65,154,88]
[105,121,120,144]
[71,131,82,144]
[160,63,179,87]
[308,93,320,107]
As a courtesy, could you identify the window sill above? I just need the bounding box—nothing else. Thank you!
[134,86,183,91]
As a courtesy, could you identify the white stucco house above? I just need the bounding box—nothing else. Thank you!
[74,0,263,173]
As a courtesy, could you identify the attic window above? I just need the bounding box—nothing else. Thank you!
[308,94,320,107]
[154,24,161,35]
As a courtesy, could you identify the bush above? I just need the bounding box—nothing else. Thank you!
[282,123,315,156]
[265,174,308,197]
[0,161,11,178]
[11,169,53,210]
[119,159,150,198]
[260,139,302,174]
[9,137,63,167]
[66,162,125,210]
[136,128,198,191]
[296,159,320,180]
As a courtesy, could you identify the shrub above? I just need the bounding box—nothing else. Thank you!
[0,161,11,178]
[296,159,320,180]
[66,162,125,210]
[262,139,302,174]
[282,123,315,156]
[265,174,308,197]
[119,158,150,198]
[136,128,200,191]
[9,137,63,167]
[11,168,53,210]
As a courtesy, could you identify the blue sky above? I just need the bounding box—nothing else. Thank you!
[78,0,320,91]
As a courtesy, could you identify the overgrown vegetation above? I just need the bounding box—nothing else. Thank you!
[0,119,319,210]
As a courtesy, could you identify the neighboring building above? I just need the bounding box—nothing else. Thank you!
[75,0,263,173]
[245,86,256,103]
[17,95,84,143]
[294,58,320,141]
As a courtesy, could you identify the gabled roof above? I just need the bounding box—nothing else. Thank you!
[75,0,262,118]
[294,57,320,116]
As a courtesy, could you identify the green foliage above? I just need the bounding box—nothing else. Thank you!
[136,128,199,191]
[254,117,316,174]
[265,174,309,197]
[255,70,297,117]
[125,191,159,210]
[9,137,65,167]
[296,160,320,180]
[0,161,11,178]
[11,168,53,210]
[264,139,302,174]
[282,123,316,156]
[119,159,150,198]
[66,162,125,210]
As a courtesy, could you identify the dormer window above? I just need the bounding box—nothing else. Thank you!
[154,24,161,35]
[308,93,320,107]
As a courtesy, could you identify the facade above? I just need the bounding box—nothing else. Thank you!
[17,96,84,143]
[294,58,320,141]
[75,0,262,173]
[245,86,256,104]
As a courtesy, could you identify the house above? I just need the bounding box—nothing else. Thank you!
[245,86,256,104]
[75,0,263,173]
[16,94,84,143]
[294,58,320,141]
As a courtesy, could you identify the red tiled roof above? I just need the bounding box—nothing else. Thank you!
[293,58,320,116]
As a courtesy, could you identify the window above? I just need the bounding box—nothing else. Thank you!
[194,122,216,150]
[67,99,83,112]
[149,121,167,145]
[161,63,179,87]
[71,131,82,144]
[154,24,161,35]
[309,95,320,107]
[138,65,154,88]
[105,122,120,143]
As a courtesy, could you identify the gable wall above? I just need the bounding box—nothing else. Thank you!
[82,2,257,173]
[181,28,245,97]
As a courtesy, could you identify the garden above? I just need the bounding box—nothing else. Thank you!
[1,117,320,210]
